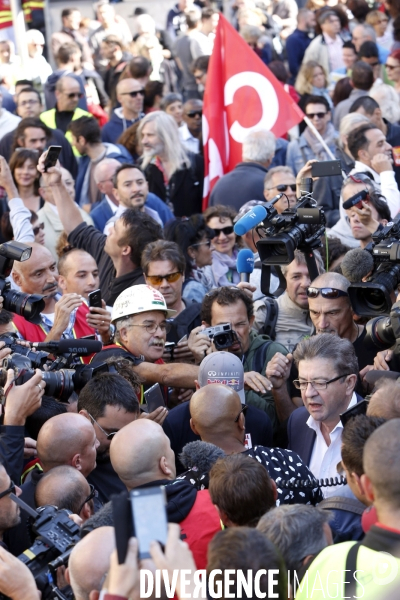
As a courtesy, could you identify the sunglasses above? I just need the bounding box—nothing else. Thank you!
[266,183,297,193]
[306,112,327,119]
[121,90,145,98]
[212,226,234,238]
[33,222,45,236]
[0,480,15,500]
[66,92,84,99]
[307,287,349,299]
[186,110,202,118]
[146,271,182,285]
[234,404,248,423]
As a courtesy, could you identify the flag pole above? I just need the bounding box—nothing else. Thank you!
[303,116,336,161]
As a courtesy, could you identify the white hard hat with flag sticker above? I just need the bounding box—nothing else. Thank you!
[111,285,176,322]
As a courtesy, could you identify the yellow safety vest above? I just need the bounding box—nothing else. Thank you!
[40,107,92,157]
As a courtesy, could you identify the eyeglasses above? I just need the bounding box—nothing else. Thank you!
[0,480,15,500]
[146,272,182,285]
[77,483,97,515]
[65,92,83,99]
[186,110,202,118]
[127,321,172,334]
[33,222,45,236]
[234,404,248,422]
[293,374,351,391]
[190,240,211,248]
[307,287,349,299]
[121,90,145,98]
[211,226,234,237]
[385,64,400,70]
[18,99,40,107]
[266,183,297,193]
[88,413,118,440]
[306,112,327,119]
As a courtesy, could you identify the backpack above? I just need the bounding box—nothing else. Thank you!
[258,297,279,340]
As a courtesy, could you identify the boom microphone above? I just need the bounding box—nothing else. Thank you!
[237,248,255,283]
[32,339,103,356]
[233,205,267,236]
[341,248,374,283]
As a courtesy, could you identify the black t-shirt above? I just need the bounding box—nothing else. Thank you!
[68,223,145,306]
[162,400,273,474]
[166,300,202,344]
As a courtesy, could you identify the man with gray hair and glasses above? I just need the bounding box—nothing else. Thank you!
[287,333,363,499]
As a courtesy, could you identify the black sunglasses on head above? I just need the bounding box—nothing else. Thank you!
[77,483,97,514]
[234,404,248,423]
[307,287,349,299]
[212,226,234,238]
[121,90,145,98]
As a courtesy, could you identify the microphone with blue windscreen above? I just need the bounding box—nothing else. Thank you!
[237,248,255,283]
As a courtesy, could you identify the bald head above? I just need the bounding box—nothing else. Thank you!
[110,419,175,489]
[68,527,115,600]
[11,242,59,297]
[37,413,98,477]
[190,384,243,442]
[311,271,351,292]
[367,379,400,420]
[35,465,91,515]
[363,419,400,509]
[93,158,120,184]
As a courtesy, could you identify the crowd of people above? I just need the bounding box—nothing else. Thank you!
[0,0,400,598]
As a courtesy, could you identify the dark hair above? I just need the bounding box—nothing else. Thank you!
[203,204,242,247]
[102,34,125,51]
[61,8,79,19]
[118,209,163,267]
[202,7,216,19]
[358,40,379,60]
[12,117,51,153]
[141,239,186,275]
[0,309,13,325]
[165,215,214,278]
[125,56,151,79]
[25,396,68,440]
[303,94,331,112]
[319,236,351,271]
[207,528,288,600]
[17,87,41,105]
[201,287,253,324]
[35,466,89,514]
[30,210,38,224]
[69,116,101,145]
[351,60,374,90]
[314,5,348,35]
[347,122,380,160]
[209,454,275,526]
[268,60,289,83]
[367,190,391,221]
[56,42,81,65]
[393,15,400,42]
[77,372,140,420]
[342,414,386,476]
[347,0,370,22]
[191,55,210,74]
[144,80,164,111]
[116,123,141,160]
[103,356,143,395]
[0,212,12,242]
[160,92,183,111]
[332,77,352,107]
[186,8,201,29]
[15,79,33,88]
[57,247,94,276]
[112,163,145,188]
[9,149,40,196]
[342,40,357,53]
[349,95,380,115]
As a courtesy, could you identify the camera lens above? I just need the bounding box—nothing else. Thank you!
[2,290,44,324]
[42,370,75,402]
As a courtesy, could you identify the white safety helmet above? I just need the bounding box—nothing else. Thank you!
[111,284,176,323]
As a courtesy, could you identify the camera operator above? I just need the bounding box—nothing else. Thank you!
[187,287,286,431]
[11,242,110,347]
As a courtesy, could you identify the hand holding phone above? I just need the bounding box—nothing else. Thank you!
[43,146,62,172]
[311,160,342,178]
[88,289,102,308]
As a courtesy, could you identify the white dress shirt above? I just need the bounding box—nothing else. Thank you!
[307,392,357,499]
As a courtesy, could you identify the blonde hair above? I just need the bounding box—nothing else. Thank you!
[366,10,387,27]
[295,61,328,95]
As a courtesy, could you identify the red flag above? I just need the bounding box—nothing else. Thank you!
[202,15,304,209]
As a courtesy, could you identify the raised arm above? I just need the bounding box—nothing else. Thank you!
[0,156,34,243]
[37,151,84,235]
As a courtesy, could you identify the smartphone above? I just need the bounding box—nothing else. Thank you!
[144,383,166,413]
[311,160,342,178]
[88,289,102,308]
[131,487,168,559]
[342,190,368,211]
[340,399,369,427]
[44,146,62,172]
[177,335,188,344]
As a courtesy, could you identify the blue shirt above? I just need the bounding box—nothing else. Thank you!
[286,29,313,83]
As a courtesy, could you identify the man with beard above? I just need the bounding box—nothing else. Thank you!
[11,243,110,345]
[78,372,140,503]
[103,164,165,233]
[137,111,203,217]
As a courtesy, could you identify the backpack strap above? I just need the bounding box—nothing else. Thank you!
[259,297,279,339]
[252,340,272,375]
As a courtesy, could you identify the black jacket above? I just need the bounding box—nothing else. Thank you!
[162,400,273,474]
[209,162,268,212]
[167,300,202,344]
[88,455,126,505]
[143,152,203,217]
[0,425,25,485]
